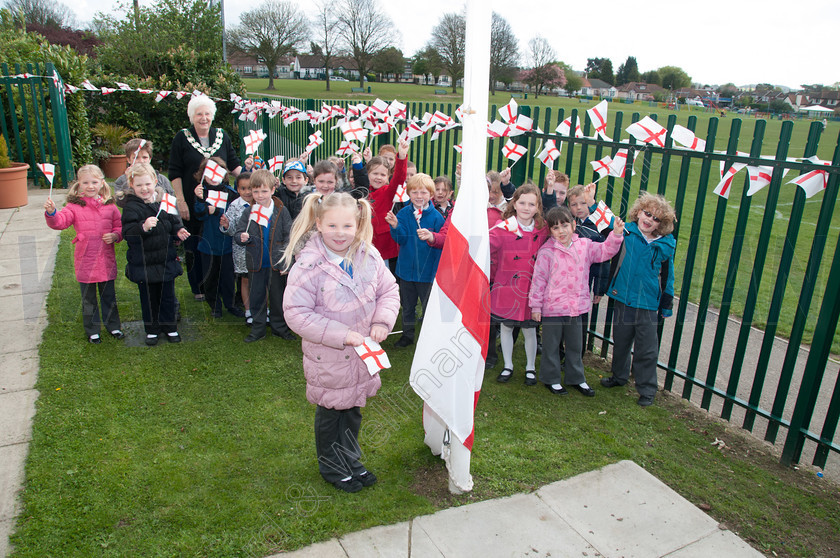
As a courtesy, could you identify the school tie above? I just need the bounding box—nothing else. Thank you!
[339,260,353,278]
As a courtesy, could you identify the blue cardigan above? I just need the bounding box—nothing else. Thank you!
[390,203,444,282]
[608,222,675,315]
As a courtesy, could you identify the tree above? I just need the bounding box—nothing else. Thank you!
[335,0,394,89]
[718,82,738,98]
[94,0,224,78]
[312,0,338,91]
[3,0,74,28]
[556,61,582,96]
[489,12,518,95]
[228,1,308,90]
[372,46,403,82]
[640,69,661,85]
[429,13,465,93]
[585,57,613,84]
[309,42,323,56]
[523,37,564,98]
[658,66,691,90]
[615,55,640,86]
[412,46,442,85]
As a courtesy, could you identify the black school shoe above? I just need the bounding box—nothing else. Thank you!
[572,384,596,397]
[600,376,625,388]
[88,334,102,344]
[333,478,363,493]
[355,471,377,487]
[524,371,538,386]
[496,368,513,383]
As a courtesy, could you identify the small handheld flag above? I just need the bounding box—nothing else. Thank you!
[355,338,391,375]
[249,204,270,227]
[589,201,615,233]
[206,190,228,210]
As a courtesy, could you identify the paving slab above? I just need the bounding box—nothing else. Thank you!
[3,217,51,233]
[664,529,765,558]
[0,349,39,394]
[0,444,27,521]
[0,317,48,354]
[339,522,410,558]
[0,293,47,323]
[538,460,719,558]
[0,229,60,250]
[0,390,38,447]
[414,493,596,557]
[0,271,53,298]
[266,538,347,558]
[0,519,13,557]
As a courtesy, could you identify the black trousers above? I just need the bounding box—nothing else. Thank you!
[200,252,236,313]
[137,280,177,335]
[248,267,290,336]
[182,235,204,296]
[398,280,431,339]
[314,405,365,483]
[79,280,120,336]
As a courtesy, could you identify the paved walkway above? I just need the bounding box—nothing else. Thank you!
[0,189,63,557]
[0,188,771,557]
[277,460,763,558]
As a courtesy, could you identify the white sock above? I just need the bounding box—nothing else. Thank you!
[167,331,179,337]
[523,327,538,370]
[110,330,121,335]
[500,324,515,370]
[89,334,100,340]
[146,334,157,338]
[551,383,563,390]
[340,476,352,482]
[245,310,252,317]
[579,381,591,389]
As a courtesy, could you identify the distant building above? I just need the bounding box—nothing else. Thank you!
[228,53,293,79]
[580,78,617,98]
[293,55,361,80]
[616,82,665,101]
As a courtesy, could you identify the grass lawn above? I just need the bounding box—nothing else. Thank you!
[241,78,840,353]
[10,230,840,557]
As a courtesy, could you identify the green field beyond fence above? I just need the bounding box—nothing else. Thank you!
[240,88,840,467]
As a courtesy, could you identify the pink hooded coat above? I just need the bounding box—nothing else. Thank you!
[529,232,624,317]
[283,234,400,409]
[489,224,549,321]
[45,198,122,283]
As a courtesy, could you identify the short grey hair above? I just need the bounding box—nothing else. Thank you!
[187,95,217,123]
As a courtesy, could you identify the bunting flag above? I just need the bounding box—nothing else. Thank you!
[354,338,391,375]
[625,116,668,147]
[156,192,179,217]
[508,114,533,137]
[502,139,527,162]
[453,144,463,154]
[590,156,613,181]
[556,115,583,138]
[499,98,517,123]
[587,100,612,141]
[670,124,706,151]
[202,160,226,184]
[746,165,775,196]
[713,154,748,199]
[789,156,830,198]
[206,190,228,210]
[536,139,561,167]
[267,155,284,174]
[493,215,521,237]
[410,0,491,496]
[249,204,270,227]
[486,120,510,138]
[609,148,637,178]
[589,201,615,233]
[393,182,408,203]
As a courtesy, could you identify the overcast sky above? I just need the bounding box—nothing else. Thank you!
[69,0,838,89]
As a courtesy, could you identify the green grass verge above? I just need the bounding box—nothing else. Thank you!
[10,230,840,557]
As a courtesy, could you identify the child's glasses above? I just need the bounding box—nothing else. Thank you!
[642,210,661,223]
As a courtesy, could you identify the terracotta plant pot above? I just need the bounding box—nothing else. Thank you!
[0,162,30,208]
[102,155,127,179]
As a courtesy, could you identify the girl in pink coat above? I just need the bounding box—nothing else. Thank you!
[529,206,625,397]
[44,165,124,343]
[489,183,550,386]
[282,192,400,493]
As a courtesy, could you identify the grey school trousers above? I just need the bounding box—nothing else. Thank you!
[610,301,660,398]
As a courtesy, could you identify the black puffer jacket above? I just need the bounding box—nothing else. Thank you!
[122,193,185,283]
[235,197,292,272]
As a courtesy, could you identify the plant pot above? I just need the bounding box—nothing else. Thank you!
[102,155,127,179]
[0,162,30,208]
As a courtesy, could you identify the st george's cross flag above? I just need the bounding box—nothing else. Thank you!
[156,193,179,218]
[502,139,527,162]
[670,125,706,151]
[354,338,391,375]
[556,115,583,138]
[590,156,613,181]
[393,182,409,203]
[499,98,517,123]
[536,140,561,167]
[493,214,522,237]
[249,204,270,227]
[267,155,285,174]
[789,156,831,198]
[587,100,612,141]
[746,165,775,196]
[589,201,615,233]
[202,159,227,184]
[410,0,491,496]
[625,116,668,147]
[713,154,748,199]
[608,148,637,178]
[206,190,228,210]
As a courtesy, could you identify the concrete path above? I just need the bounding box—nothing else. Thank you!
[275,460,763,558]
[0,189,63,557]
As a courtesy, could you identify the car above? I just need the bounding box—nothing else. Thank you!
[330,76,348,81]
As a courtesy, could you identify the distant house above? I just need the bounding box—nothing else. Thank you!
[616,82,665,101]
[785,91,840,112]
[228,53,293,79]
[293,55,361,80]
[580,78,617,98]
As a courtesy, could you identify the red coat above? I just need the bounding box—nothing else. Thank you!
[368,157,407,260]
[489,224,549,321]
[45,198,122,283]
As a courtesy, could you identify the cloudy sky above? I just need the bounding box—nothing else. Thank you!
[69,0,838,89]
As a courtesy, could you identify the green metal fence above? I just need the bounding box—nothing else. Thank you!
[244,96,840,470]
[0,62,74,187]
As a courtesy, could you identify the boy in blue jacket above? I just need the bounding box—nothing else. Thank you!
[600,192,677,407]
[386,173,444,347]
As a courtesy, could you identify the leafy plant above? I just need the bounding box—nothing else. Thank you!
[91,122,137,156]
[0,135,11,168]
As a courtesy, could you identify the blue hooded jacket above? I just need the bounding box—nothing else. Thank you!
[608,221,676,315]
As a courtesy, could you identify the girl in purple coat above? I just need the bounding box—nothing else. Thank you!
[282,192,400,493]
[489,183,549,385]
[44,165,124,343]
